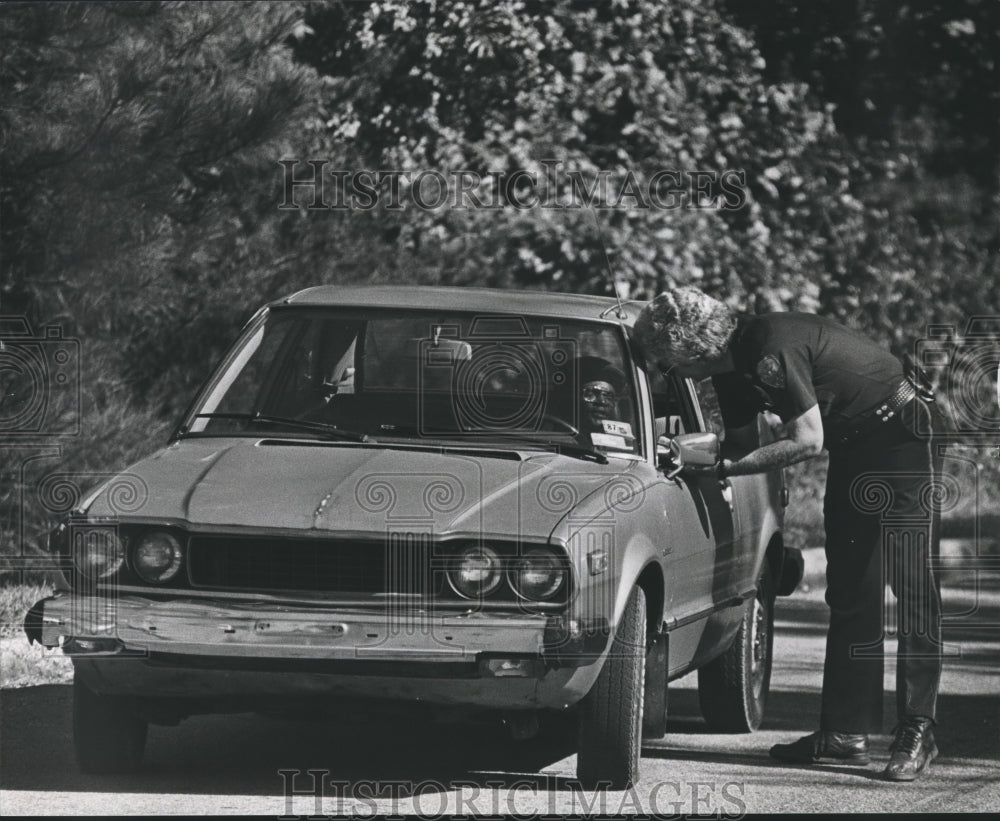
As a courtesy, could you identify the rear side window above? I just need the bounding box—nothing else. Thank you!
[693,377,726,442]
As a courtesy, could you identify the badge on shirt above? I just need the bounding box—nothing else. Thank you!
[756,355,785,389]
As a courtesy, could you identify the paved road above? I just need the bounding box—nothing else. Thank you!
[2,558,997,815]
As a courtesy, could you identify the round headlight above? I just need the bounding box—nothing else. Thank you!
[449,544,503,599]
[509,548,565,601]
[72,529,124,579]
[132,531,184,584]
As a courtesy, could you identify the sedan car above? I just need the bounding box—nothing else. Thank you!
[26,286,802,788]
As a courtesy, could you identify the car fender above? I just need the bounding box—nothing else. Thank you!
[550,473,664,635]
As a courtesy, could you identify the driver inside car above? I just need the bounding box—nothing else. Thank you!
[576,356,629,441]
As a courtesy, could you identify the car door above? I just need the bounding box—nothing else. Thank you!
[690,376,751,604]
[645,375,733,664]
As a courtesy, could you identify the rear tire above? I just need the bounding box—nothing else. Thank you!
[73,672,147,774]
[577,586,646,789]
[697,566,775,732]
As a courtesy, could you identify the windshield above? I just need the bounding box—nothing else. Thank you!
[184,308,641,456]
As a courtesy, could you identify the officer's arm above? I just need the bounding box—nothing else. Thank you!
[721,404,823,477]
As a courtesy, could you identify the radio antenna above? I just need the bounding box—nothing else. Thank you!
[589,207,627,320]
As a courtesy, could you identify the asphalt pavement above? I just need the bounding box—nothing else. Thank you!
[1,542,997,815]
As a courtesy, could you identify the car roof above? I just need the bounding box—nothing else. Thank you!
[276,285,647,327]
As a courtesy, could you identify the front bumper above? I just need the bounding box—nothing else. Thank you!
[25,594,611,708]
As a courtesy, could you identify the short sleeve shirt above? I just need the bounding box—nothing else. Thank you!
[712,313,904,438]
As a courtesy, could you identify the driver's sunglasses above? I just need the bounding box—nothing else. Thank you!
[582,386,617,403]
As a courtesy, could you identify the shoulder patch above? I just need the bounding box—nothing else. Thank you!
[756,354,785,389]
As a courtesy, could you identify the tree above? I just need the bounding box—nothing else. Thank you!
[0,1,322,564]
[723,0,1000,348]
[291,0,861,312]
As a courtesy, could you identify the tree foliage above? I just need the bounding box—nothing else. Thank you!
[293,0,860,312]
[1,0,997,565]
[291,0,999,354]
[0,1,322,562]
[1,1,319,402]
[726,0,1000,183]
[723,0,1000,347]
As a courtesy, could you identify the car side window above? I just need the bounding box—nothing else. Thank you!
[693,377,726,442]
[651,377,690,439]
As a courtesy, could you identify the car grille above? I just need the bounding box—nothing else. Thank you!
[187,535,436,596]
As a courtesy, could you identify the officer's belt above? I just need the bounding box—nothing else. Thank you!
[830,379,918,447]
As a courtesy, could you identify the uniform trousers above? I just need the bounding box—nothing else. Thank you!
[820,401,944,734]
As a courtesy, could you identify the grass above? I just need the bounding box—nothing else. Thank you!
[0,582,51,638]
[0,582,73,689]
[1,637,74,689]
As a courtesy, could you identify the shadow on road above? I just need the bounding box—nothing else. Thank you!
[0,686,583,796]
[658,685,998,760]
[3,682,995,797]
[2,574,996,797]
[640,744,884,782]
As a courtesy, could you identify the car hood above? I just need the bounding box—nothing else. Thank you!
[82,437,638,541]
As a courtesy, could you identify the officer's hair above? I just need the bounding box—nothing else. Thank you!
[634,286,737,364]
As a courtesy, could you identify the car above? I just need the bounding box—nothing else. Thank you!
[25,285,802,788]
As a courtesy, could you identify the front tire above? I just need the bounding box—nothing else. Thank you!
[73,672,148,774]
[577,585,646,789]
[697,566,775,732]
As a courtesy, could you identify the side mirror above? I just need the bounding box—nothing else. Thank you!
[657,431,720,479]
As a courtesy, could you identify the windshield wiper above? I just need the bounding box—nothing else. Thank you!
[483,434,609,464]
[368,425,609,463]
[187,413,371,443]
[250,413,372,442]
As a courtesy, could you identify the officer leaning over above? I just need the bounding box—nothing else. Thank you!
[634,286,943,782]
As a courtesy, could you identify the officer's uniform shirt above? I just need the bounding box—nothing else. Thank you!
[712,313,904,446]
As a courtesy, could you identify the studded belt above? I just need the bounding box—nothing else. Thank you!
[831,380,918,448]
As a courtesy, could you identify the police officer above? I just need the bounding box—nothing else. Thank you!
[634,286,943,782]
